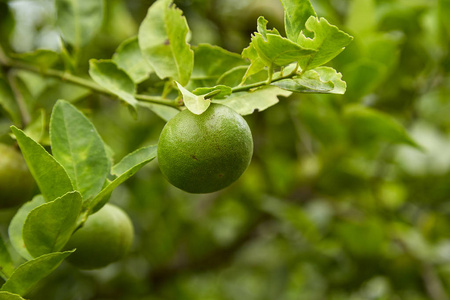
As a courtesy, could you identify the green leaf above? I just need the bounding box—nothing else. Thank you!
[281,0,317,43]
[113,36,153,83]
[257,16,270,40]
[8,196,46,261]
[88,146,158,212]
[191,44,247,88]
[0,235,14,280]
[256,16,281,39]
[1,251,74,296]
[0,78,21,125]
[112,145,158,176]
[55,0,104,47]
[138,0,194,86]
[10,127,74,202]
[314,67,347,94]
[23,191,82,258]
[176,82,210,115]
[215,86,292,115]
[241,44,266,83]
[297,16,354,71]
[138,103,179,122]
[272,73,333,93]
[0,291,26,300]
[192,85,232,99]
[243,15,316,69]
[10,50,60,70]
[344,105,419,148]
[272,67,346,94]
[50,100,110,201]
[251,32,316,67]
[89,59,138,116]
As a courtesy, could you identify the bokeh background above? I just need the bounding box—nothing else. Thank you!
[1,0,450,299]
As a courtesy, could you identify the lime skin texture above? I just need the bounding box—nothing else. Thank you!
[0,143,35,208]
[157,104,253,194]
[65,203,134,270]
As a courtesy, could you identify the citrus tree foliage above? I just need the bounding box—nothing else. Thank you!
[0,0,448,299]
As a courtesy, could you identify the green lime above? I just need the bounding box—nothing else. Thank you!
[65,204,134,270]
[157,104,253,193]
[0,144,35,208]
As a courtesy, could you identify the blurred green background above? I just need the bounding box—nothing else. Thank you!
[1,0,450,299]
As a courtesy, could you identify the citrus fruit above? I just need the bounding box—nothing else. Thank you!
[157,103,253,193]
[65,203,134,270]
[0,143,35,208]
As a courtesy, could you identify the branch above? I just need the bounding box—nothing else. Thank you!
[1,45,299,106]
[0,49,179,108]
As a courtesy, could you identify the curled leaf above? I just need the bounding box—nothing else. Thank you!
[176,82,210,115]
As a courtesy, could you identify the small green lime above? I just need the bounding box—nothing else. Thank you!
[65,204,134,270]
[0,144,35,208]
[157,104,253,193]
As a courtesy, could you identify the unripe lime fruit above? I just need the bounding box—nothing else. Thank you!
[65,204,134,270]
[0,143,35,208]
[157,104,253,193]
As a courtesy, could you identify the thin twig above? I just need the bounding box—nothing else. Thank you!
[231,67,300,93]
